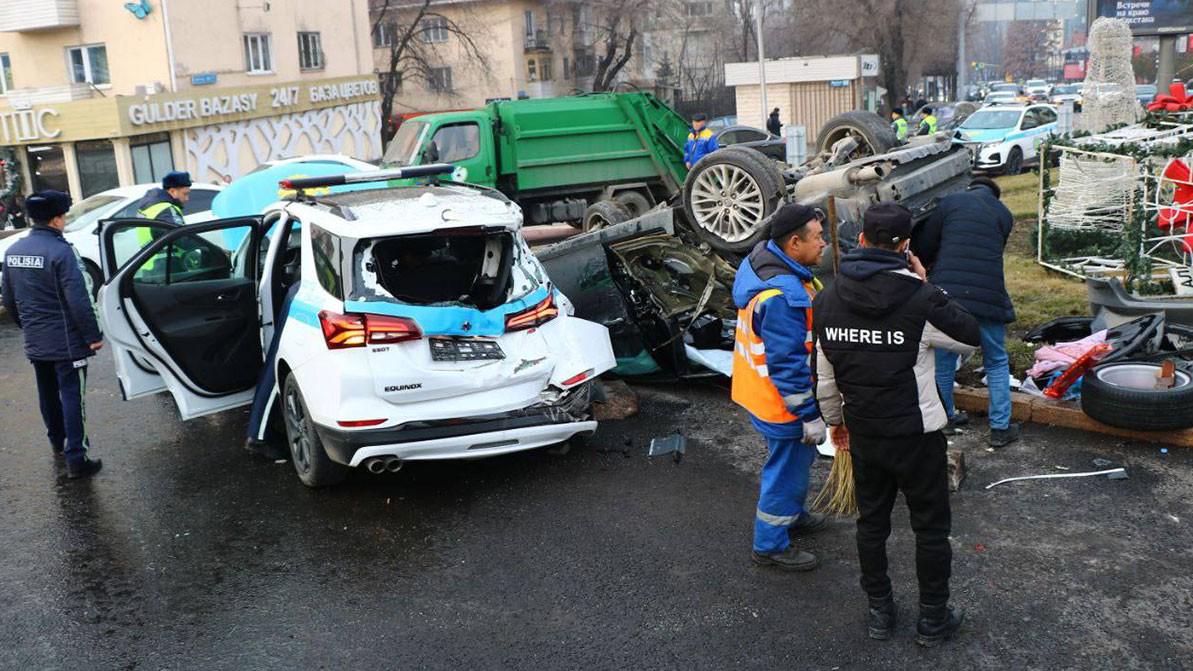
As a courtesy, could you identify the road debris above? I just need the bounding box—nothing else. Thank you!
[593,379,640,421]
[985,467,1128,490]
[648,433,686,463]
[948,450,966,492]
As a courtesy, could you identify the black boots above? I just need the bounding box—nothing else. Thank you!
[66,457,103,480]
[867,593,897,640]
[789,511,829,535]
[916,603,963,647]
[989,423,1021,448]
[751,546,820,572]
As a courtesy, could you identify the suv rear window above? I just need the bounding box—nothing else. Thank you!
[351,229,545,310]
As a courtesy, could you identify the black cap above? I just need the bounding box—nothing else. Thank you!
[163,171,192,189]
[691,112,707,122]
[893,107,904,115]
[26,190,72,222]
[768,202,823,240]
[863,202,913,246]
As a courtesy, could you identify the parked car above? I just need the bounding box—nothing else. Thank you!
[1050,83,1084,110]
[707,114,737,130]
[0,182,223,300]
[1025,79,1052,101]
[94,165,616,487]
[953,103,1058,175]
[713,125,786,161]
[987,82,1026,103]
[1136,84,1158,106]
[983,91,1020,106]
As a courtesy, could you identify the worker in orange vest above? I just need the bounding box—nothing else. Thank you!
[731,203,828,571]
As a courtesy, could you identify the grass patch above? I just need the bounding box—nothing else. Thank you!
[996,172,1041,222]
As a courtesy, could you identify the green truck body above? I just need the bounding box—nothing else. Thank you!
[381,92,691,225]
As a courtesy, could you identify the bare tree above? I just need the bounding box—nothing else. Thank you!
[370,0,490,141]
[1002,20,1056,80]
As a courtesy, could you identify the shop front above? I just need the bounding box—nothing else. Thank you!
[0,74,382,201]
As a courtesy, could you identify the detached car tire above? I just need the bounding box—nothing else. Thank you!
[1080,362,1193,431]
[283,374,348,487]
[815,111,898,158]
[682,146,785,254]
[583,200,631,232]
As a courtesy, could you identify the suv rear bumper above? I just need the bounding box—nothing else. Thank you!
[314,384,596,465]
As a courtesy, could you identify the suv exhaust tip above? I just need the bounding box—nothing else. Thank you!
[384,456,403,473]
[364,458,387,474]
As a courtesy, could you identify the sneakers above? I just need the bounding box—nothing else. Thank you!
[989,423,1021,448]
[789,511,829,536]
[916,603,964,647]
[943,411,970,435]
[751,546,820,572]
[66,457,103,480]
[868,593,897,640]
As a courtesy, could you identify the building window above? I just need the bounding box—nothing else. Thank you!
[373,21,397,48]
[685,1,713,16]
[0,53,12,94]
[243,33,273,74]
[574,49,594,77]
[130,132,175,185]
[28,145,69,194]
[76,140,120,198]
[540,58,552,81]
[429,67,452,92]
[421,17,448,44]
[298,32,323,70]
[563,56,571,79]
[527,59,538,82]
[66,44,109,86]
[524,10,535,38]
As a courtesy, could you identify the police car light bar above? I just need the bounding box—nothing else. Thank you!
[279,163,456,191]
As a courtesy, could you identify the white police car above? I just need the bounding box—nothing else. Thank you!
[95,165,616,487]
[953,103,1058,175]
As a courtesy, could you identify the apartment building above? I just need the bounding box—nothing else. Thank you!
[0,0,381,200]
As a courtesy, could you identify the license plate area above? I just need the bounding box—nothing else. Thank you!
[429,337,505,362]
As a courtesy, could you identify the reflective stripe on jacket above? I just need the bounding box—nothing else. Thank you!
[731,283,818,424]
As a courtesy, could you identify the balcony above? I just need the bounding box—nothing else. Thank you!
[3,84,94,107]
[524,30,551,53]
[0,0,80,32]
[524,81,556,99]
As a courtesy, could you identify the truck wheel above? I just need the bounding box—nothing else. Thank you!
[282,374,348,487]
[583,200,631,232]
[815,111,898,159]
[613,190,652,218]
[683,146,784,254]
[1081,362,1193,431]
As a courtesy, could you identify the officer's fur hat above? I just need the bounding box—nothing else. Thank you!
[162,171,192,189]
[26,190,72,224]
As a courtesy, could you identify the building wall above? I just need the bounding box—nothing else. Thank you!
[735,81,860,141]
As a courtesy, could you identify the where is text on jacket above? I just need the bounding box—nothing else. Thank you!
[732,240,820,438]
[813,247,979,437]
[1,227,102,362]
[911,183,1015,323]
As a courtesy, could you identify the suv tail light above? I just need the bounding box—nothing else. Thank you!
[505,294,559,332]
[319,311,422,349]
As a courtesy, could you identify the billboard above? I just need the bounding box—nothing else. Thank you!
[1094,1,1193,35]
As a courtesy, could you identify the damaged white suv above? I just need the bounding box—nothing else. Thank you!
[96,165,615,486]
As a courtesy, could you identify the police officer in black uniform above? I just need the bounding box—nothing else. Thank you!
[1,191,105,479]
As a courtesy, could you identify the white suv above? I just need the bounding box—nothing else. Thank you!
[96,166,616,486]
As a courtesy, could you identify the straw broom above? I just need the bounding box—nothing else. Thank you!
[812,426,857,516]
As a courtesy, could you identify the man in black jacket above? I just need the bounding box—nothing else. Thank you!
[912,176,1019,447]
[813,202,979,646]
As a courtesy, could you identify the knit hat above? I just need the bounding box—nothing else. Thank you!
[768,202,823,240]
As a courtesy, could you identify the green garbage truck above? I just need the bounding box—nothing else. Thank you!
[380,92,690,229]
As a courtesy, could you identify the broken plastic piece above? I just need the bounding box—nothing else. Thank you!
[985,467,1128,489]
[1092,458,1114,468]
[648,433,686,463]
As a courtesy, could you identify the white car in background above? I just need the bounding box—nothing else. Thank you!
[1024,79,1052,101]
[95,165,616,487]
[953,104,1059,175]
[0,182,223,298]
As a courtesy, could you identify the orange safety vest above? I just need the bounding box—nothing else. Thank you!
[731,281,819,424]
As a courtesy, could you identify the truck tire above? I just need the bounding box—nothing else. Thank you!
[816,111,899,158]
[613,190,652,218]
[282,374,348,487]
[583,200,632,232]
[683,146,785,254]
[1080,362,1193,431]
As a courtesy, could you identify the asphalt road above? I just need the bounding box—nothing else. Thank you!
[1,318,1192,670]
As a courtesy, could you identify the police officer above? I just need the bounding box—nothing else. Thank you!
[684,113,719,169]
[731,203,828,572]
[813,203,979,645]
[917,107,939,136]
[1,191,105,479]
[135,171,191,225]
[890,108,909,142]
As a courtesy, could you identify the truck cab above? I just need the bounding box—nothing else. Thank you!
[384,112,498,189]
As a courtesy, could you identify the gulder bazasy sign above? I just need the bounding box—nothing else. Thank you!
[126,78,379,126]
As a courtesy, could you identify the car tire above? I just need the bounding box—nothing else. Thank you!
[1004,147,1023,176]
[1081,362,1193,431]
[583,200,632,232]
[613,190,652,219]
[282,374,348,487]
[82,259,102,299]
[682,146,785,255]
[815,111,899,158]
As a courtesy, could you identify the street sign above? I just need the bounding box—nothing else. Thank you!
[1094,0,1193,36]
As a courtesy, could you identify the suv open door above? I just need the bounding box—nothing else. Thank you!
[97,217,266,419]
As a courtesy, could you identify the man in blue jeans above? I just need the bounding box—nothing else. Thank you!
[912,177,1020,447]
